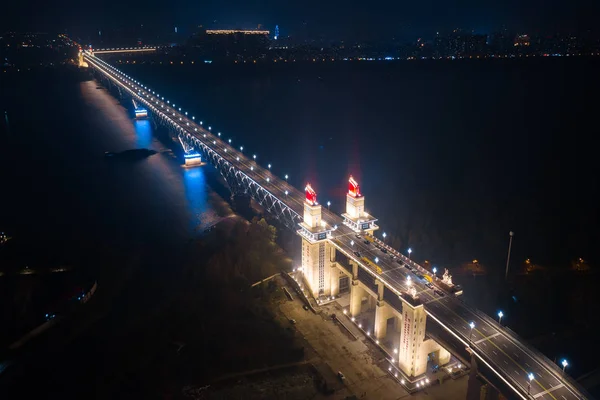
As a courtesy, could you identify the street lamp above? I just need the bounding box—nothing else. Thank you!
[562,359,569,373]
[469,321,475,342]
[528,373,534,395]
[498,311,504,324]
[285,190,288,197]
[408,248,412,260]
[268,163,271,169]
[253,154,256,160]
[327,201,331,210]
[432,267,437,275]
[383,232,387,243]
[285,174,288,180]
[505,231,514,280]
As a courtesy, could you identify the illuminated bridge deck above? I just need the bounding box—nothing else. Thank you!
[83,52,592,400]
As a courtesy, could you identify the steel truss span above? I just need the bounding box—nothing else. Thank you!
[86,54,302,230]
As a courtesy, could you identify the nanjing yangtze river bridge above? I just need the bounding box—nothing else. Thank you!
[81,48,593,400]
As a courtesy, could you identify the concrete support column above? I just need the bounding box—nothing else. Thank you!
[330,264,339,297]
[351,260,359,280]
[374,301,390,339]
[438,347,451,365]
[350,280,362,317]
[375,279,385,301]
[466,353,482,400]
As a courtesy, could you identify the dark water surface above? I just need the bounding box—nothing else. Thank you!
[0,70,225,396]
[119,57,599,270]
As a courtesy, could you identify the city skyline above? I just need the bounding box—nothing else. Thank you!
[2,0,600,41]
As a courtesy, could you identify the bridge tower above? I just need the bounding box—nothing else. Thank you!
[298,184,336,300]
[395,288,451,377]
[342,176,378,236]
[177,136,203,167]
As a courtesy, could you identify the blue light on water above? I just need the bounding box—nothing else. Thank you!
[183,167,210,232]
[134,119,152,148]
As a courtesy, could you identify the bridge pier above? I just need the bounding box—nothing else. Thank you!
[466,352,500,400]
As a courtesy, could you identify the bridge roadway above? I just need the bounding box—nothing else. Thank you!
[84,52,589,400]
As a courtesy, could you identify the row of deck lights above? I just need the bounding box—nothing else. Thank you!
[92,54,300,190]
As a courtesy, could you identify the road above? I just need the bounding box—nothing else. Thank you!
[84,53,590,400]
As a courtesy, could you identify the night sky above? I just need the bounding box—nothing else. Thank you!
[3,0,600,40]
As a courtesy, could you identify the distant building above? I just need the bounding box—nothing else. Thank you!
[514,34,531,47]
[190,29,270,61]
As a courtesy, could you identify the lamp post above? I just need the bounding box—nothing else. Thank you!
[498,311,504,324]
[433,267,437,276]
[505,231,514,280]
[528,373,534,395]
[408,248,412,260]
[562,359,568,373]
[383,232,387,244]
[285,174,288,181]
[327,201,331,210]
[469,321,475,342]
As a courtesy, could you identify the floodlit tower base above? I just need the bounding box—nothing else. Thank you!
[298,185,335,299]
[398,294,427,376]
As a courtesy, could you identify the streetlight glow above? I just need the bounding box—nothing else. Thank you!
[498,311,504,324]
[562,359,569,372]
[469,321,475,342]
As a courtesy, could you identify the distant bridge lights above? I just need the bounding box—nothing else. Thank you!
[498,311,504,324]
[562,359,569,373]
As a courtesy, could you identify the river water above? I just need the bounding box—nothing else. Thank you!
[0,57,599,390]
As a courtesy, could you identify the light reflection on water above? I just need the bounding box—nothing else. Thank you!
[133,119,152,148]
